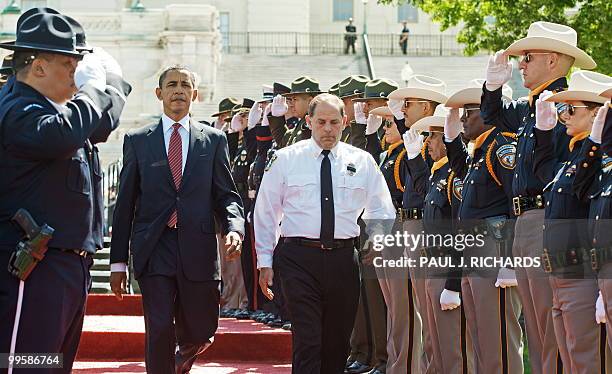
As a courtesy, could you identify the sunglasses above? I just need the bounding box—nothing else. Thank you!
[383,120,394,128]
[556,103,590,123]
[403,100,430,108]
[519,52,552,64]
[461,107,480,119]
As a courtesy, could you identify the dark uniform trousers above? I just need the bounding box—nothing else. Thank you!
[274,240,360,374]
[137,228,220,374]
[0,250,92,374]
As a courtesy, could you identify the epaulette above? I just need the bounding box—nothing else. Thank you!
[393,149,407,192]
[446,170,455,206]
[420,136,429,160]
[500,132,518,140]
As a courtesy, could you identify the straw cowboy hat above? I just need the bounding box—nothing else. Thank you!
[410,105,449,134]
[545,71,612,104]
[370,106,393,117]
[505,21,596,69]
[388,74,447,104]
[598,87,612,100]
[445,79,513,108]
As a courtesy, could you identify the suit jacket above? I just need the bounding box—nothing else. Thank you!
[110,119,245,281]
[0,76,131,253]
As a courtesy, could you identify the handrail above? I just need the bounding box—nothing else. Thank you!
[363,33,376,79]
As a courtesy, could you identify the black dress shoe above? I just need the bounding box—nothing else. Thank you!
[234,310,251,319]
[345,361,371,373]
[267,317,284,327]
[281,321,292,330]
[365,368,385,374]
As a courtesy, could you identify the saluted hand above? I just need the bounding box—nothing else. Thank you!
[403,128,424,159]
[590,102,610,144]
[365,114,383,135]
[388,99,404,120]
[440,289,461,311]
[261,103,272,127]
[353,102,367,124]
[271,95,288,117]
[535,90,557,131]
[74,53,107,92]
[444,107,462,142]
[259,267,275,300]
[248,103,264,130]
[230,112,247,133]
[485,50,512,91]
[224,231,243,261]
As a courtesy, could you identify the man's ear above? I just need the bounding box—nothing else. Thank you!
[192,89,198,102]
[31,59,46,78]
[155,87,162,101]
[305,115,311,126]
[342,114,348,127]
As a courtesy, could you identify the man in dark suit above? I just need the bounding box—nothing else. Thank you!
[110,65,245,374]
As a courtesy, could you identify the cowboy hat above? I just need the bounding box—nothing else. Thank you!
[545,71,612,104]
[505,21,596,69]
[597,87,612,100]
[445,79,513,108]
[410,106,449,134]
[370,106,393,117]
[387,74,447,104]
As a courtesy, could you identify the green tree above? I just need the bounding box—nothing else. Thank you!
[380,0,611,74]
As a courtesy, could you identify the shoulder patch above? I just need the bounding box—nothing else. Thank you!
[496,143,516,170]
[602,155,612,172]
[23,103,44,111]
[452,177,463,201]
[264,153,277,172]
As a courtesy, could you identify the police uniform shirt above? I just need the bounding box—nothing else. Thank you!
[254,138,396,268]
[378,142,409,207]
[480,77,570,198]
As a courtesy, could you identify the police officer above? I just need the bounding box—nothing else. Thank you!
[254,93,396,373]
[0,12,130,373]
[338,75,369,146]
[211,97,241,131]
[403,108,472,374]
[534,71,612,373]
[268,76,322,148]
[443,88,523,374]
[481,21,596,374]
[345,18,357,55]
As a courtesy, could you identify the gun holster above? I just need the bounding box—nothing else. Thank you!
[7,209,54,281]
[484,215,513,259]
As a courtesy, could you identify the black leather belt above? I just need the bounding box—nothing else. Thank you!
[542,247,588,273]
[512,195,545,216]
[590,247,612,271]
[398,208,423,221]
[284,237,357,250]
[51,247,90,257]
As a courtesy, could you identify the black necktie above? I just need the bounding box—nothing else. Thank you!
[320,150,335,248]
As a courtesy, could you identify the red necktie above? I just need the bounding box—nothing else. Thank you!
[167,123,182,227]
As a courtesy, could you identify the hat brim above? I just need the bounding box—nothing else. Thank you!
[445,87,512,108]
[410,116,446,133]
[0,41,82,57]
[210,110,233,117]
[0,67,13,75]
[340,92,364,99]
[370,106,393,117]
[282,91,323,97]
[352,96,389,102]
[256,98,274,103]
[505,36,596,69]
[387,87,448,103]
[598,88,612,99]
[545,90,607,104]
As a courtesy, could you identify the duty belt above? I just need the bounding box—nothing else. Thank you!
[398,208,423,221]
[590,247,612,271]
[284,237,358,250]
[542,247,588,273]
[512,195,545,216]
[51,247,90,257]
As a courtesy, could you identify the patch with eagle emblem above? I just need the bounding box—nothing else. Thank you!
[496,144,516,170]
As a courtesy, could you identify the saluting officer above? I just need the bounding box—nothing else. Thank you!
[254,93,396,374]
[211,97,241,131]
[338,74,370,147]
[534,71,612,373]
[403,106,472,374]
[444,81,523,374]
[481,21,596,374]
[0,11,130,372]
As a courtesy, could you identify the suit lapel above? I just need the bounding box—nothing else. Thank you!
[147,119,175,187]
[180,119,205,190]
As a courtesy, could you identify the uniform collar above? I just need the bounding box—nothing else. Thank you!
[162,113,190,134]
[471,127,496,155]
[568,131,589,152]
[431,156,448,174]
[45,97,66,113]
[528,76,568,106]
[386,141,404,156]
[309,138,340,159]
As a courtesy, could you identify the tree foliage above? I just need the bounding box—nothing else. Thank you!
[379,0,611,74]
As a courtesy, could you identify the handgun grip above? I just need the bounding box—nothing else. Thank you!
[11,208,40,239]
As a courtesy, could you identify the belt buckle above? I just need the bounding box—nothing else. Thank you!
[512,196,521,216]
[411,208,419,220]
[591,248,599,271]
[420,247,427,257]
[320,243,333,250]
[542,248,552,273]
[398,208,405,222]
[535,195,544,209]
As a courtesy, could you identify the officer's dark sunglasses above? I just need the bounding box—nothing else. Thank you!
[556,103,589,116]
[461,107,480,120]
[403,100,429,108]
[519,52,552,64]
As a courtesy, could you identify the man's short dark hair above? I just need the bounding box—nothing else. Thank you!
[158,64,197,88]
[308,93,345,117]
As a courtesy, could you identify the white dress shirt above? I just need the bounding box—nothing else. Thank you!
[110,113,191,273]
[161,113,190,173]
[254,138,396,268]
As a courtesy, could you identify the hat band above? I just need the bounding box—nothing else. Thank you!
[13,41,76,54]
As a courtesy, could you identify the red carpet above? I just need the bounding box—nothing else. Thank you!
[77,295,292,371]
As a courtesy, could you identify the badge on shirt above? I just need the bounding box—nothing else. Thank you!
[436,178,448,192]
[346,163,356,176]
[496,144,517,170]
[264,153,277,172]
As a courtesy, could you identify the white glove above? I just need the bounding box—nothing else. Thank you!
[535,90,557,131]
[74,53,106,92]
[271,95,288,117]
[596,291,607,324]
[354,102,367,124]
[485,50,512,91]
[444,108,462,142]
[230,113,246,133]
[403,129,423,159]
[365,114,383,135]
[92,47,122,77]
[440,289,461,311]
[388,99,404,120]
[495,268,518,288]
[261,103,271,127]
[248,104,263,130]
[590,102,609,144]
